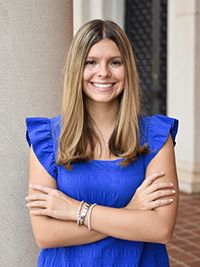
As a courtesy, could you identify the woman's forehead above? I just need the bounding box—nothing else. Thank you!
[87,39,121,58]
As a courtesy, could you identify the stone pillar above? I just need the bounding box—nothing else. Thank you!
[73,0,125,34]
[103,0,125,30]
[168,0,200,193]
[0,1,73,266]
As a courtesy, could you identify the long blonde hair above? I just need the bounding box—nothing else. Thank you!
[56,20,148,170]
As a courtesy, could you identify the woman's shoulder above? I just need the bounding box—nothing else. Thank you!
[26,115,61,145]
[25,115,61,180]
[139,114,179,168]
[26,115,61,132]
[139,114,178,146]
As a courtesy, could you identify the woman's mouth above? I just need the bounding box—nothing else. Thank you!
[92,83,114,89]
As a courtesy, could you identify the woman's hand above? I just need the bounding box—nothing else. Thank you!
[125,172,176,210]
[26,184,79,221]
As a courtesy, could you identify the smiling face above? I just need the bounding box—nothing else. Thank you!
[82,39,125,106]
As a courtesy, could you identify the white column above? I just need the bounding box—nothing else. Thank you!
[168,0,200,193]
[73,0,84,33]
[103,0,125,30]
[73,0,125,35]
[89,0,104,20]
[0,1,73,266]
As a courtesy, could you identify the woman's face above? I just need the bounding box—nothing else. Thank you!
[82,39,125,105]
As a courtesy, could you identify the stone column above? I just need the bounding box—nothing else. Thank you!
[0,1,73,266]
[168,0,200,193]
[73,0,125,34]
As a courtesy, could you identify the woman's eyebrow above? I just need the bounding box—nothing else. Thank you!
[86,55,122,60]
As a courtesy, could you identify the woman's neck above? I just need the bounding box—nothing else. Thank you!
[85,98,119,130]
[85,99,120,160]
[84,97,120,159]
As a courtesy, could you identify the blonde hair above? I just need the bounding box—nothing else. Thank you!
[56,20,148,170]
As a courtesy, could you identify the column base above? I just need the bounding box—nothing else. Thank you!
[177,161,200,194]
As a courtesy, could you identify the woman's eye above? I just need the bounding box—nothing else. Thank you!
[85,60,96,66]
[110,60,122,66]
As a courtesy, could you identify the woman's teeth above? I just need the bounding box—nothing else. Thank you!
[93,83,113,88]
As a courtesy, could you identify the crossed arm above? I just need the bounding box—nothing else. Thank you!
[26,134,179,249]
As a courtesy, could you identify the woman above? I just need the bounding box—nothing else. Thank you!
[26,20,179,266]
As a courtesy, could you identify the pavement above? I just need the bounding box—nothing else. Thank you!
[166,191,200,266]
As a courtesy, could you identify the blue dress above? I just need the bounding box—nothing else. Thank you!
[26,114,178,267]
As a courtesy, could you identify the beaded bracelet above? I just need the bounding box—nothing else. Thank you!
[77,200,84,226]
[88,203,97,231]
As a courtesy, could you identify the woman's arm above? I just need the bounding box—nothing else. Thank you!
[83,134,179,244]
[27,146,107,249]
[27,133,178,247]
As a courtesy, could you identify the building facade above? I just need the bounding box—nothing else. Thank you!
[1,0,200,266]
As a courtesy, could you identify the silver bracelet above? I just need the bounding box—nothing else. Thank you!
[88,203,97,231]
[79,202,91,226]
[77,200,84,226]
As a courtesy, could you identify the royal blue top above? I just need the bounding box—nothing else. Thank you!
[26,114,178,267]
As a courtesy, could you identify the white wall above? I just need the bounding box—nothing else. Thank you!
[73,0,125,34]
[0,1,73,266]
[168,0,200,193]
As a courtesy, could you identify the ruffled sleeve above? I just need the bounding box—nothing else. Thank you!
[26,116,61,180]
[140,114,179,169]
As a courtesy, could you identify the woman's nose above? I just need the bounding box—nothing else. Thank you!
[97,63,111,78]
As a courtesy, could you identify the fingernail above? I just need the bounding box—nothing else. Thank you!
[26,203,29,207]
[169,183,174,186]
[29,184,33,187]
[160,171,165,174]
[25,196,28,200]
[169,199,173,202]
[172,190,176,194]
